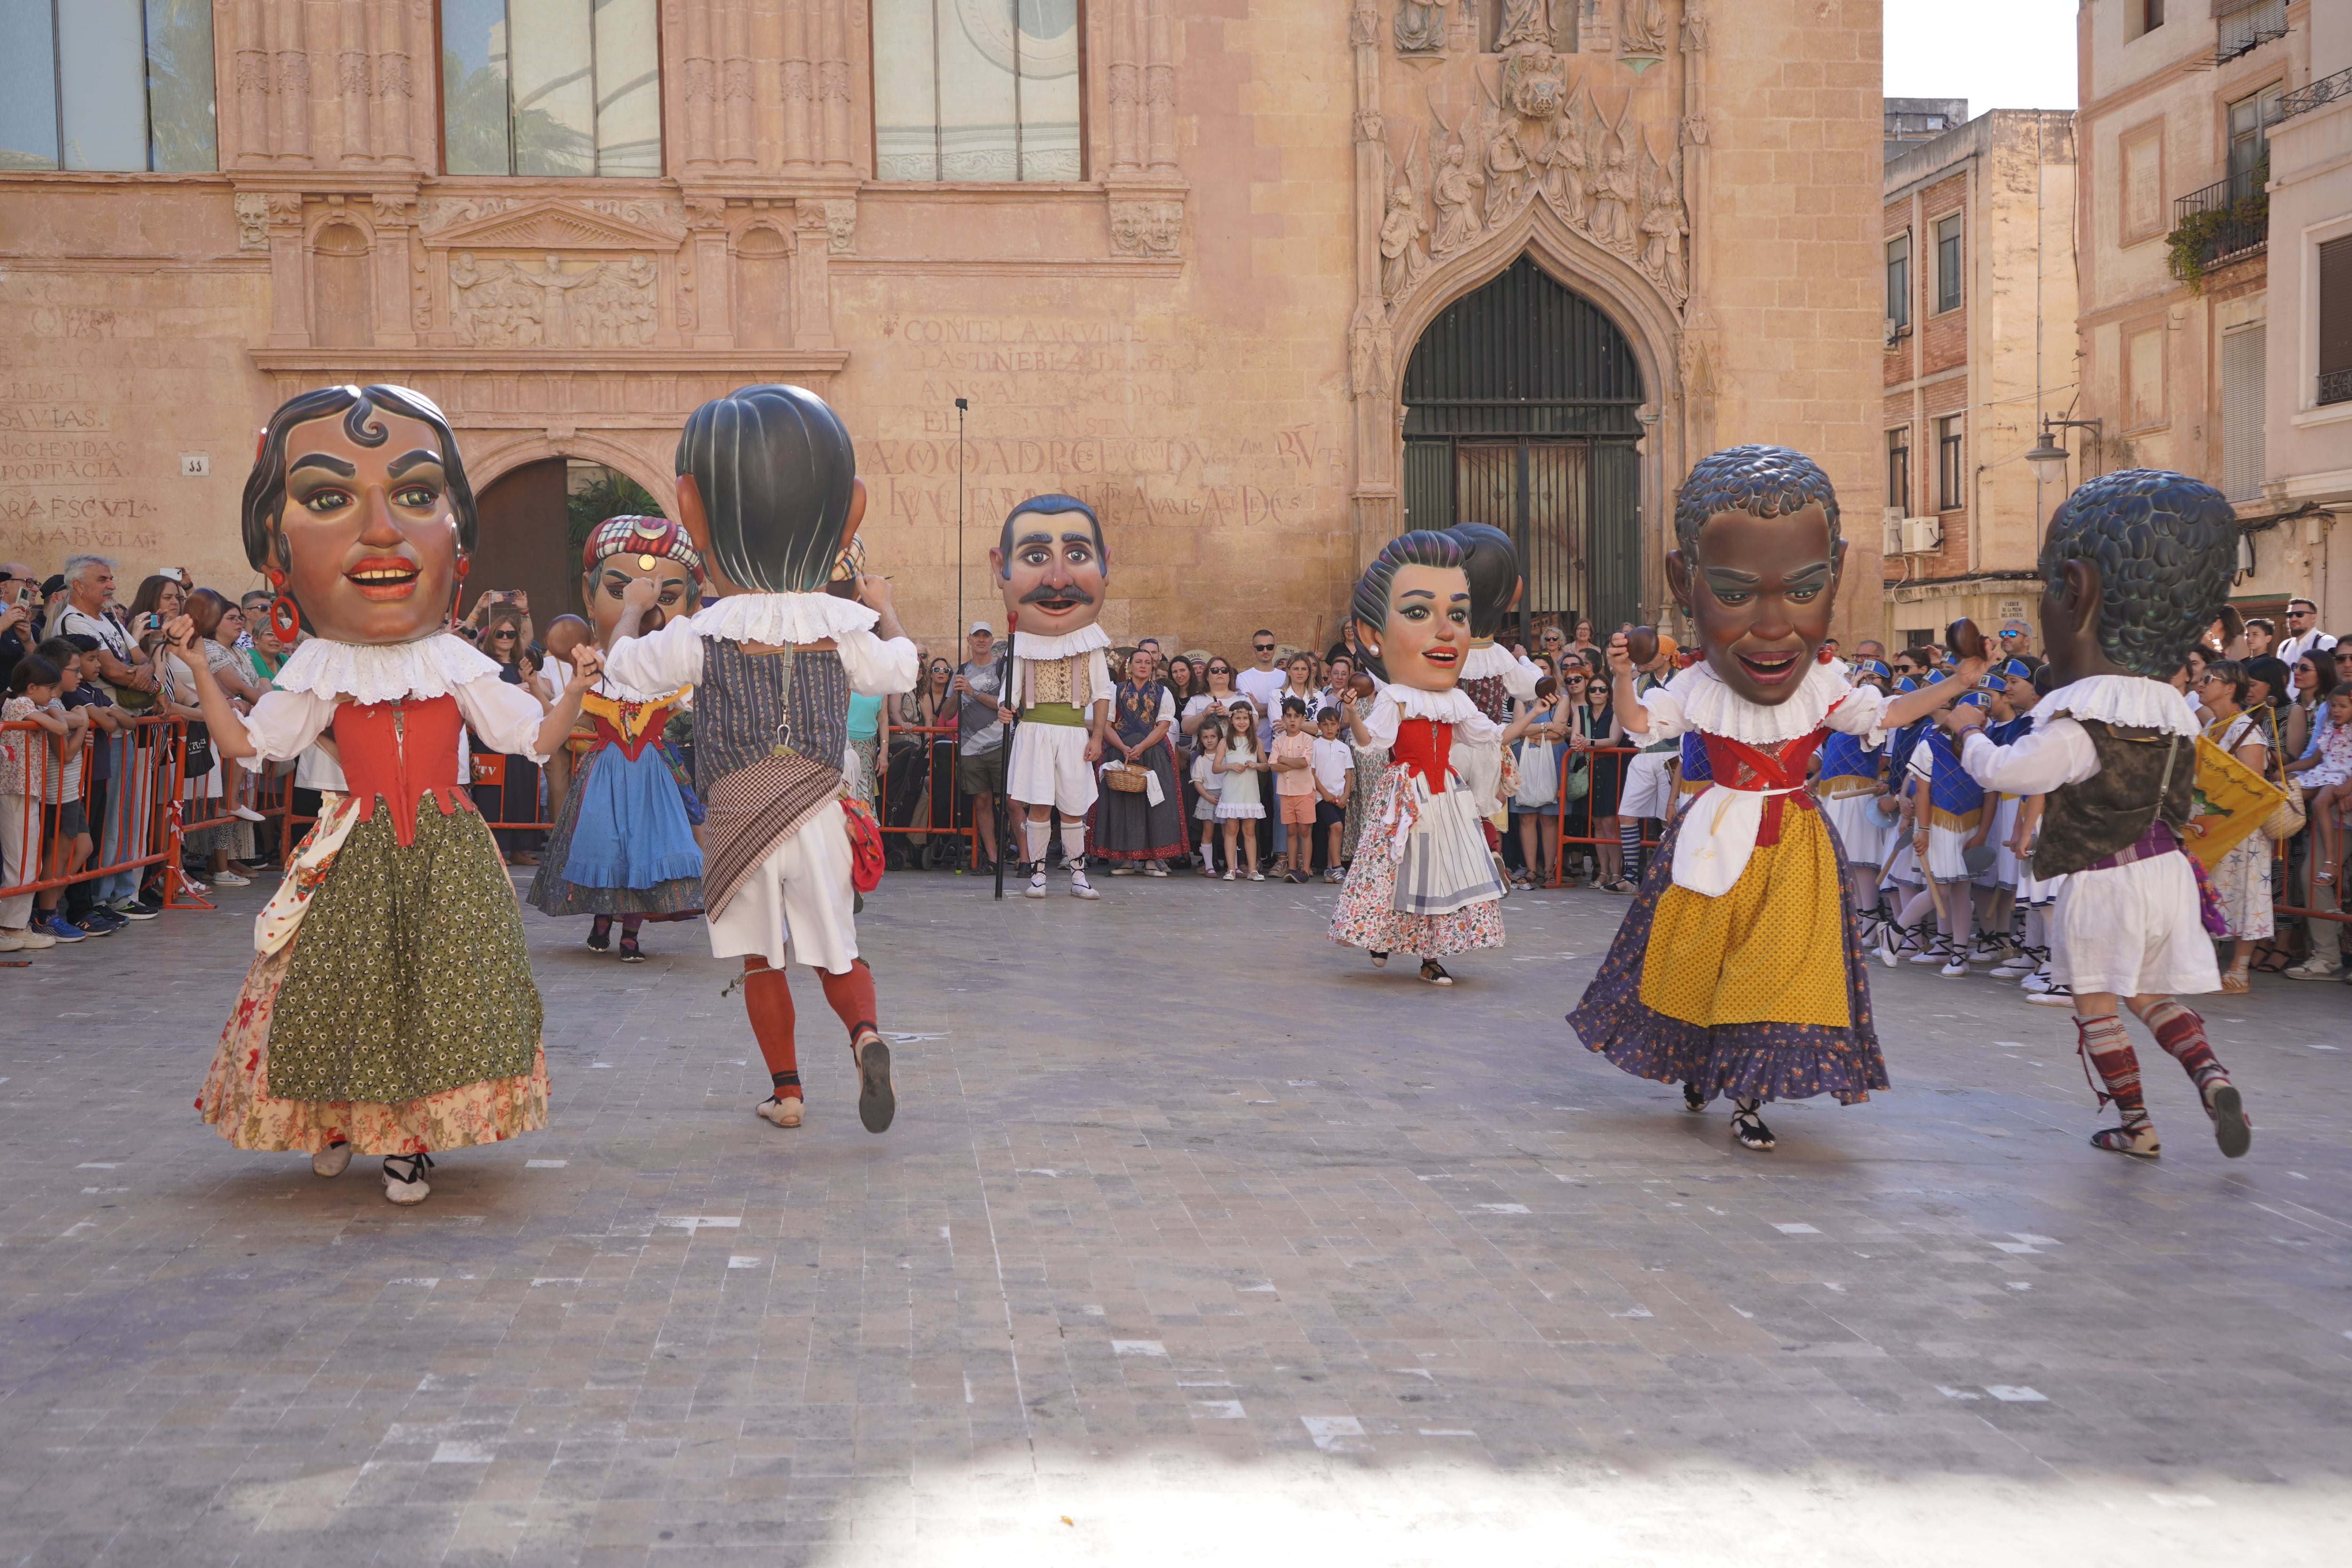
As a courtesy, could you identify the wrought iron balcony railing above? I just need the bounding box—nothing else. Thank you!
[2169,175,2268,281]
[2217,0,2288,64]
[2273,65,2352,127]
[2320,368,2352,409]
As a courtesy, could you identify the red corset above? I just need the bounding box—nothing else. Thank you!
[331,695,476,847]
[1697,727,1829,847]
[1391,717,1455,792]
[589,700,675,760]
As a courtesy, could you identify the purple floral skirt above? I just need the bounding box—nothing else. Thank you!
[1566,805,1889,1106]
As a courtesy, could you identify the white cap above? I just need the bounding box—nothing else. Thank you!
[968,620,994,636]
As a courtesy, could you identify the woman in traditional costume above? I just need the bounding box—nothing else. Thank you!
[1329,530,1523,986]
[526,515,707,960]
[1092,644,1188,875]
[176,384,601,1203]
[1569,446,1979,1150]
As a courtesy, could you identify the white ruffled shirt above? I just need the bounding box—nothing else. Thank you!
[602,591,917,699]
[1632,657,1891,898]
[1359,682,1501,748]
[1006,621,1113,711]
[234,633,549,767]
[1462,640,1542,701]
[1958,673,2201,795]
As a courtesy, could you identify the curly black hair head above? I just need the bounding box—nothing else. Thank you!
[2038,469,2237,680]
[1672,444,1843,557]
[1443,522,1520,639]
[242,384,477,582]
[1347,530,1465,683]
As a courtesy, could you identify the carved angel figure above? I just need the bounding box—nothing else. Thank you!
[1534,120,1589,224]
[1381,174,1431,302]
[1621,0,1670,54]
[1588,138,1639,255]
[1394,0,1447,53]
[1484,122,1531,227]
[1430,126,1486,254]
[1641,154,1690,302]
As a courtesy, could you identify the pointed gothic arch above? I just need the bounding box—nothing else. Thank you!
[1398,254,1649,637]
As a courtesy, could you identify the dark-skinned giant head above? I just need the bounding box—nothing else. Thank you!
[1666,444,1846,707]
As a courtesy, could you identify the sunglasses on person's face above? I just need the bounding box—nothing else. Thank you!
[493,630,517,640]
[1254,643,1274,653]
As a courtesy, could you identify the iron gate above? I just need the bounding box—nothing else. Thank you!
[1398,256,1645,637]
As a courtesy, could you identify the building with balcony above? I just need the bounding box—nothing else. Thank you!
[1879,106,2080,650]
[2260,0,2352,631]
[0,1,1892,654]
[2069,0,2327,629]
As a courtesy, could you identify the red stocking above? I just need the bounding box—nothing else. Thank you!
[742,956,801,1101]
[818,959,878,1045]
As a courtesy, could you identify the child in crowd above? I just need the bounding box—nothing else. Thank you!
[1213,700,1267,882]
[1,654,71,951]
[1190,714,1226,876]
[2285,687,2352,910]
[1271,697,1318,883]
[1311,706,1356,884]
[2,653,90,945]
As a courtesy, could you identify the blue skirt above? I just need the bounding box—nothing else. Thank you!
[526,742,703,918]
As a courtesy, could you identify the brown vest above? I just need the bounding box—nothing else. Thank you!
[2035,718,2194,878]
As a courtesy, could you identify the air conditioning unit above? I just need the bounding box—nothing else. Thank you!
[1900,516,1944,554]
[1883,317,1906,345]
[1881,508,1905,557]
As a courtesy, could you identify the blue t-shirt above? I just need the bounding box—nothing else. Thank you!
[847,692,882,741]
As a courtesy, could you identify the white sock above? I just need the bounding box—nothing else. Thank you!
[1025,821,1050,865]
[1061,823,1087,867]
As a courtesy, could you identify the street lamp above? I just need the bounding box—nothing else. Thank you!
[2026,417,2103,472]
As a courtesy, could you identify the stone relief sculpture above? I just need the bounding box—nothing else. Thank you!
[1496,0,1552,51]
[1394,0,1448,54]
[449,253,659,349]
[1109,199,1185,257]
[1639,143,1689,304]
[1429,112,1486,255]
[1621,0,1670,55]
[1379,130,1432,303]
[1348,302,1394,396]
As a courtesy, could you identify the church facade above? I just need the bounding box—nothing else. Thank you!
[0,0,1884,652]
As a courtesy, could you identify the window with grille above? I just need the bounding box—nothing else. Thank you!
[2318,235,2352,407]
[441,0,663,177]
[0,0,216,171]
[1887,427,1911,511]
[1936,416,1964,511]
[874,0,1082,182]
[1935,215,1963,313]
[2226,84,2283,201]
[1886,234,1911,332]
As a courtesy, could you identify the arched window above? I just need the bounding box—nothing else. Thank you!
[442,0,662,176]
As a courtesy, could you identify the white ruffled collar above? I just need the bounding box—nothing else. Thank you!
[688,591,877,645]
[270,633,500,704]
[1373,681,1480,723]
[1462,641,1531,680]
[1656,655,1868,744]
[2035,673,2201,738]
[1008,622,1110,660]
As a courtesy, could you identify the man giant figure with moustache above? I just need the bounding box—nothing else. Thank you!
[991,494,1113,900]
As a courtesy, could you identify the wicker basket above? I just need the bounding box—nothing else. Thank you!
[1102,764,1150,793]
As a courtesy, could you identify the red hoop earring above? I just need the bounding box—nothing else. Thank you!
[263,568,301,640]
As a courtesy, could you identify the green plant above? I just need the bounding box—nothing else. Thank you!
[2165,164,2269,295]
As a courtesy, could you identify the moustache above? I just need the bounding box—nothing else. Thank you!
[1020,584,1095,607]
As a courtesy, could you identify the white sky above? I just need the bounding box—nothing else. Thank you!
[1885,0,2079,114]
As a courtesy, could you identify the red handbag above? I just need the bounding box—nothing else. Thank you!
[841,796,885,893]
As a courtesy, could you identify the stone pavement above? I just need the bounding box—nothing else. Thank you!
[2,871,2348,1566]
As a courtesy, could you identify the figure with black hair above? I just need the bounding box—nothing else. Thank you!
[603,384,915,1137]
[174,384,604,1205]
[1946,469,2251,1160]
[1327,530,1522,985]
[1573,446,1983,1151]
[989,493,1113,899]
[1444,523,1542,843]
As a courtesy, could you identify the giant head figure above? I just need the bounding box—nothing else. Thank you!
[1348,530,1471,694]
[580,514,705,644]
[1665,444,1846,706]
[1445,522,1523,641]
[241,384,477,646]
[990,493,1107,639]
[674,382,864,597]
[2035,469,2237,687]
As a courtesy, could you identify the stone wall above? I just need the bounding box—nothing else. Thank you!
[0,0,1883,658]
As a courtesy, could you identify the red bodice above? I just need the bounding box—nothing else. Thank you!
[1391,717,1455,793]
[1695,726,1830,847]
[588,700,675,761]
[330,695,476,847]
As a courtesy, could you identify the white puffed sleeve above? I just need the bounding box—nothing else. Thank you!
[234,689,340,768]
[836,631,919,698]
[452,676,554,763]
[1825,682,1891,747]
[603,616,707,695]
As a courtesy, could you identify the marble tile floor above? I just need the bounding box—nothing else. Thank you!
[0,872,2346,1566]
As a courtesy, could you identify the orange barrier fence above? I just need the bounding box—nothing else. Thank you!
[1507,743,1662,890]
